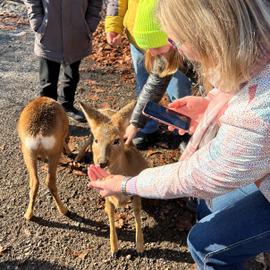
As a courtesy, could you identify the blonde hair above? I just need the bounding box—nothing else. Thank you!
[156,0,270,92]
[144,48,182,77]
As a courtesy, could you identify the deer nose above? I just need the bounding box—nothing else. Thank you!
[99,161,109,169]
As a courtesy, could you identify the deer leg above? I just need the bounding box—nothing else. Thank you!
[23,149,39,220]
[45,153,68,215]
[63,136,72,156]
[105,198,119,256]
[132,196,144,254]
[75,135,93,162]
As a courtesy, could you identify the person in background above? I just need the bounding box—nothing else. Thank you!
[89,0,270,269]
[23,0,102,123]
[105,0,192,149]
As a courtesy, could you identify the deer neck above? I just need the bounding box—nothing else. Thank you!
[108,150,130,175]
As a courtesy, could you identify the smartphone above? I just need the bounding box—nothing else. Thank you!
[142,101,191,130]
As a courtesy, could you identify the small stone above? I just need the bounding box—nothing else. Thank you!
[24,251,31,257]
[126,254,131,260]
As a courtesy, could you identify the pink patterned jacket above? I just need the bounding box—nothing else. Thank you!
[127,63,270,202]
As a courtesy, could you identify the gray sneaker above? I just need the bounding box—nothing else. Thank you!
[64,106,86,123]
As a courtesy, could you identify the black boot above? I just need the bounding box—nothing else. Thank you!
[132,130,160,150]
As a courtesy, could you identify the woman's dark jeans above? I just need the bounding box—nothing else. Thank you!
[188,184,270,269]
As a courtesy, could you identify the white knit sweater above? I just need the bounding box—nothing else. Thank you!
[127,64,270,202]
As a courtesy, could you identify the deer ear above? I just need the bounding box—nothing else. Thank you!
[79,102,109,130]
[112,100,136,132]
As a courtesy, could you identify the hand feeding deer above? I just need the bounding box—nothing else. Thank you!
[79,101,148,256]
[17,97,71,220]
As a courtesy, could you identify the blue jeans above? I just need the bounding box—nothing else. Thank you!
[130,44,192,134]
[188,184,270,270]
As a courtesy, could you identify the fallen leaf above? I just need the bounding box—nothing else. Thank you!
[104,96,114,102]
[59,155,72,165]
[146,150,162,157]
[0,245,7,255]
[86,79,97,86]
[0,25,16,30]
[71,248,92,260]
[95,88,106,93]
[99,102,110,108]
[72,170,85,176]
[88,94,99,101]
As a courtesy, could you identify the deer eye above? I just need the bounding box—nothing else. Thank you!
[112,138,120,145]
[94,138,98,144]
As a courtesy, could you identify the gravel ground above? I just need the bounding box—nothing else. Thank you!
[0,2,194,270]
[0,1,264,270]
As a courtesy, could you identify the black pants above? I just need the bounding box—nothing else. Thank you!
[39,58,81,109]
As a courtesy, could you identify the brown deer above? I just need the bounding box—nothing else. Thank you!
[79,101,148,256]
[17,97,71,220]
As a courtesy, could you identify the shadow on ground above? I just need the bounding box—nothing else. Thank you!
[0,260,74,270]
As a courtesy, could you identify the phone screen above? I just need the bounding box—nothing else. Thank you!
[143,101,191,130]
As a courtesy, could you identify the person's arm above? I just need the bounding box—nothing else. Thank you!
[105,0,128,34]
[124,73,171,145]
[23,0,44,32]
[86,0,103,33]
[89,118,270,198]
[130,73,171,128]
[129,116,270,199]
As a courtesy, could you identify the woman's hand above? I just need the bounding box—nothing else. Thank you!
[124,124,139,145]
[168,96,209,135]
[88,165,123,197]
[90,175,123,197]
[88,164,109,181]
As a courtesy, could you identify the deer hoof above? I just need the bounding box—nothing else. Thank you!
[24,211,33,221]
[58,206,68,215]
[111,251,119,258]
[136,247,145,256]
[137,251,145,257]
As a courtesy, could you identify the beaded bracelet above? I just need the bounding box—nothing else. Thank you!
[121,176,133,195]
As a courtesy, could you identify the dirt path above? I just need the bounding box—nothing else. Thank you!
[0,1,263,270]
[0,2,196,270]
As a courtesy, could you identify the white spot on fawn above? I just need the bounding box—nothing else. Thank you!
[24,136,56,150]
[41,136,56,150]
